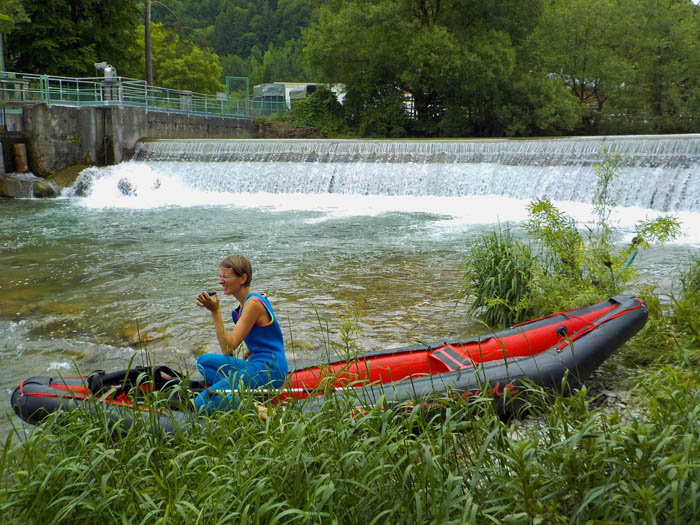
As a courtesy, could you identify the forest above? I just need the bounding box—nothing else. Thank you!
[1,0,699,137]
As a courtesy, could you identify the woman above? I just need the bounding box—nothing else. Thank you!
[194,255,288,414]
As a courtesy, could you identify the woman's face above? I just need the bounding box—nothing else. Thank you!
[218,266,247,295]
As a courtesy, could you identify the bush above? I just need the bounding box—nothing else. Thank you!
[343,87,409,138]
[461,150,681,328]
[289,86,349,137]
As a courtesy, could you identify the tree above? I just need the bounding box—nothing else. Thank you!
[303,0,421,135]
[541,0,700,133]
[494,74,586,137]
[625,0,700,131]
[0,0,28,70]
[539,0,633,120]
[248,39,312,85]
[0,0,28,35]
[121,22,224,94]
[304,0,558,136]
[147,0,323,89]
[211,0,277,59]
[6,0,140,76]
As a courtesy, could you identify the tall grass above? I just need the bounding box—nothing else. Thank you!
[2,355,700,523]
[458,226,536,327]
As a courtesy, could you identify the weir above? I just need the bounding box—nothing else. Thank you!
[129,135,700,212]
[135,135,700,166]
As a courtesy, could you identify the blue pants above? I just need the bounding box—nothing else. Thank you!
[194,353,283,414]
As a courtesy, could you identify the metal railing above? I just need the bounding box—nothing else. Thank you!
[0,71,288,120]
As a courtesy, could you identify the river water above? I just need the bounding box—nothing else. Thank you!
[3,136,700,435]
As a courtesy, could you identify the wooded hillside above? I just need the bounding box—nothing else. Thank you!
[2,0,699,137]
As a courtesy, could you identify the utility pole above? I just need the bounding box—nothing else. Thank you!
[145,0,153,85]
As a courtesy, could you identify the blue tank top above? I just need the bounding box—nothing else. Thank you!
[232,293,288,380]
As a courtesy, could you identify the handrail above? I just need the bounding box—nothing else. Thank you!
[0,71,288,120]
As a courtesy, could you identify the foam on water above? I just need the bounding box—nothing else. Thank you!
[65,164,224,209]
[65,160,700,245]
[133,137,700,213]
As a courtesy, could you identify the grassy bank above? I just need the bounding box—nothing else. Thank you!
[1,352,699,523]
[1,270,698,523]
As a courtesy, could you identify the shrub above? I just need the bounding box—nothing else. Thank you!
[461,150,681,328]
[343,86,409,138]
[289,86,349,137]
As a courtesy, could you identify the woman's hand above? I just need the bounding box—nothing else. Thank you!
[196,291,220,313]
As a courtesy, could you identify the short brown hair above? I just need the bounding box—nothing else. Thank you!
[220,255,252,286]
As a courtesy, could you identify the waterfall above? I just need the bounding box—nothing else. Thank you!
[122,135,700,212]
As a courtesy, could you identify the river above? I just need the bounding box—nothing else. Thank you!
[2,135,700,436]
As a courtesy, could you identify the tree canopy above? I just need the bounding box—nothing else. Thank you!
[2,0,699,136]
[304,0,583,136]
[120,22,224,94]
[304,0,700,136]
[6,0,141,77]
[0,0,28,35]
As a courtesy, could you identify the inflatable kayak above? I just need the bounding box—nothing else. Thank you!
[12,295,648,433]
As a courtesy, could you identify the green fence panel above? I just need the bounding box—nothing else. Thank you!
[0,71,288,120]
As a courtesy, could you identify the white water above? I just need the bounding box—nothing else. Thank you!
[66,158,700,246]
[132,136,700,212]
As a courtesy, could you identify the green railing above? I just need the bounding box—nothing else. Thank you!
[0,72,288,120]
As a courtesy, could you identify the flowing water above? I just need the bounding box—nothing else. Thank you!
[3,135,700,436]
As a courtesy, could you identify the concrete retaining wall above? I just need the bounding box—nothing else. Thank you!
[23,104,94,177]
[15,104,255,177]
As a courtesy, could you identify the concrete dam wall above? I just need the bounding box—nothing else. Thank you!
[5,103,255,178]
